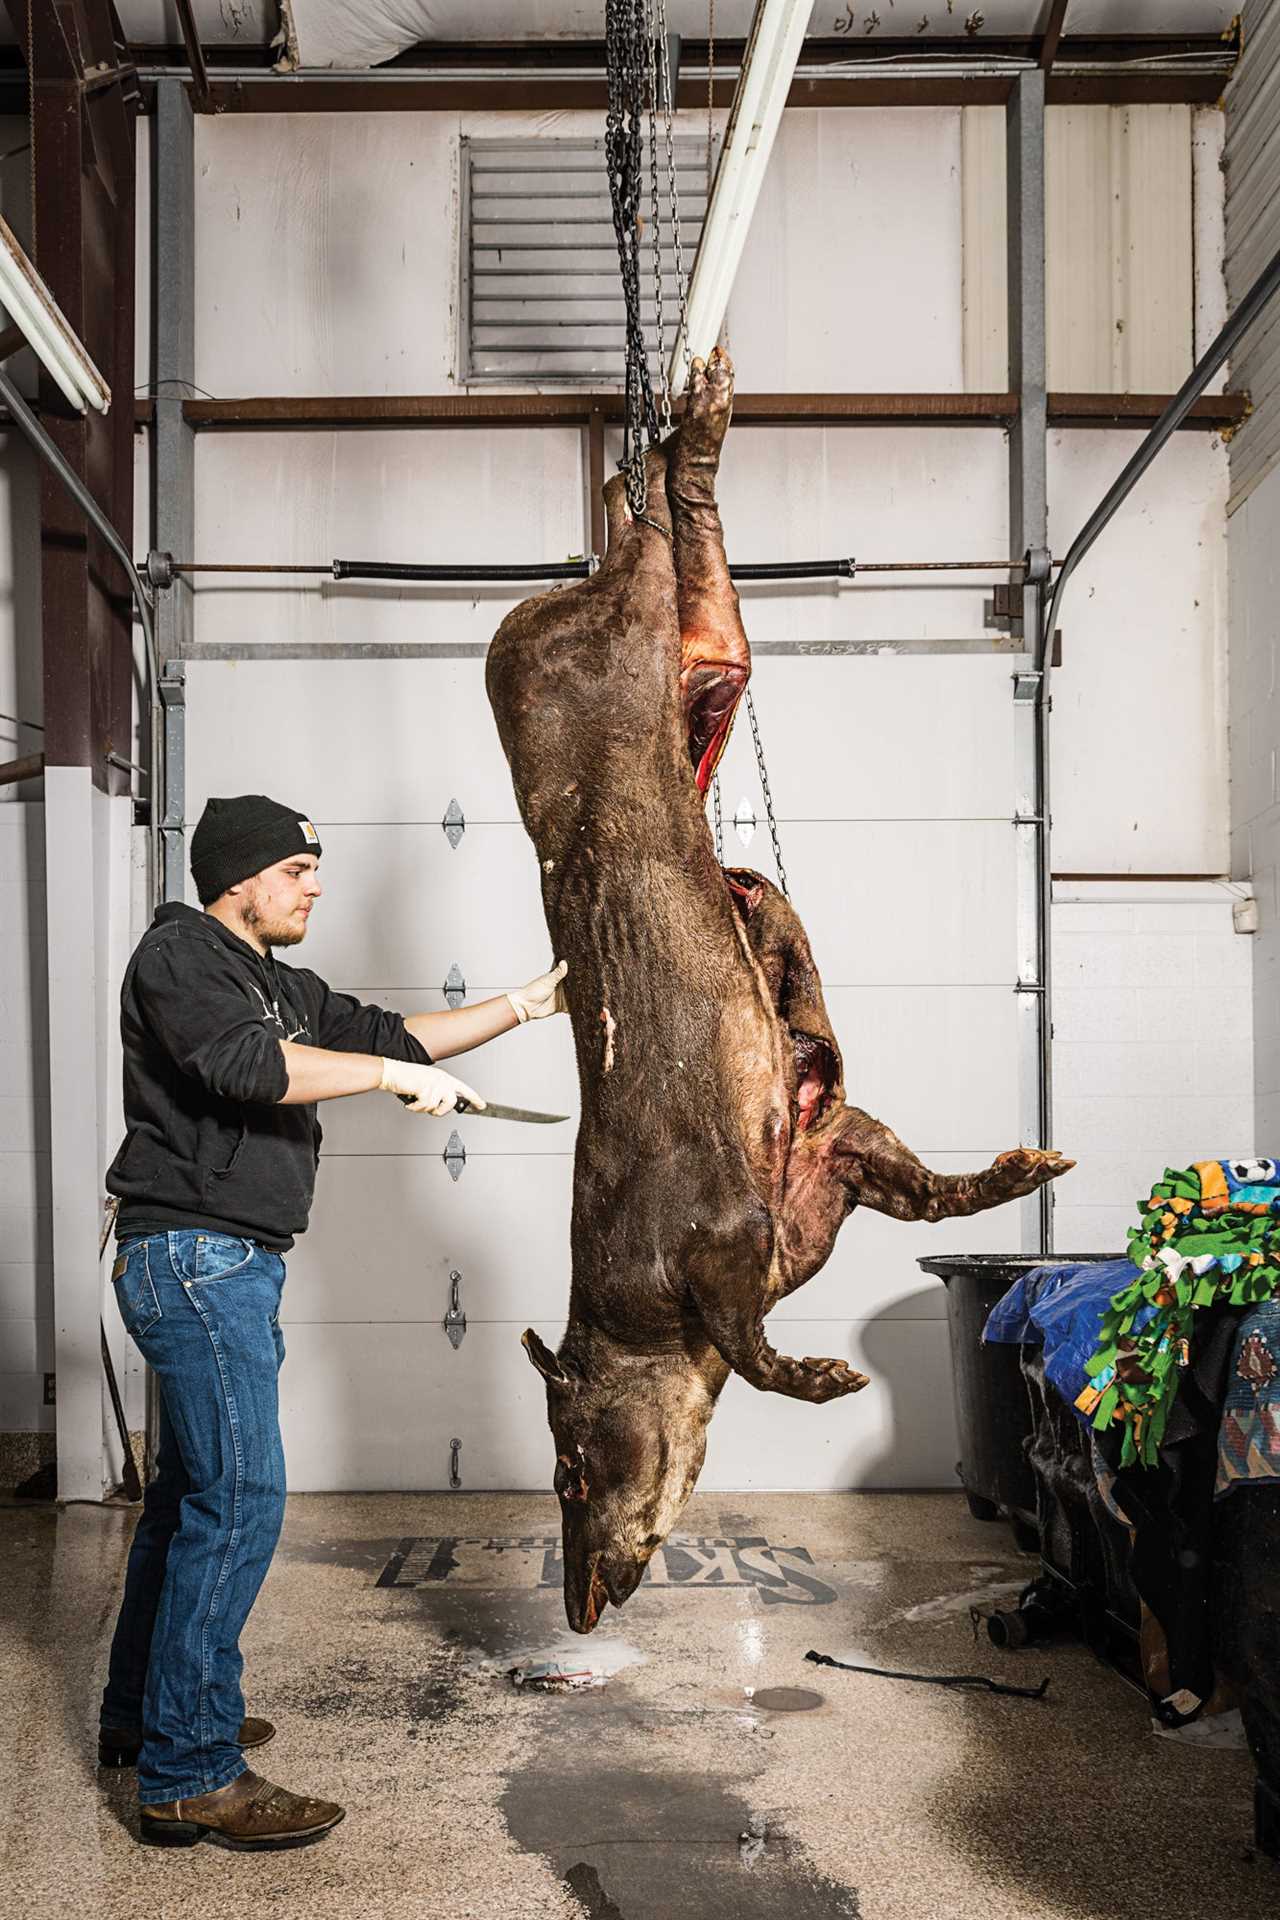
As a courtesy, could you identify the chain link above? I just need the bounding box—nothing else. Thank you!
[711,773,724,863]
[605,0,659,516]
[745,687,789,898]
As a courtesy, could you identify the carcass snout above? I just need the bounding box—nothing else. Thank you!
[565,1548,611,1635]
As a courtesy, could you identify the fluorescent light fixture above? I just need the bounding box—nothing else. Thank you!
[0,214,110,415]
[669,0,811,393]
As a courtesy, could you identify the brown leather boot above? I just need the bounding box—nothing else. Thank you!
[99,1716,275,1769]
[139,1769,345,1850]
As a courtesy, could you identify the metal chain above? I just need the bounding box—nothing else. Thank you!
[712,773,724,863]
[605,0,659,515]
[643,8,671,436]
[745,687,789,898]
[654,2,692,387]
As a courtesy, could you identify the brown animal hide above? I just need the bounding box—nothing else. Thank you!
[486,349,1072,1634]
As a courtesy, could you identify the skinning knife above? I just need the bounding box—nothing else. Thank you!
[456,1097,568,1124]
[398,1094,568,1124]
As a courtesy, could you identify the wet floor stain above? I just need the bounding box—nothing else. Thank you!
[503,1759,860,1918]
[267,1651,462,1733]
[751,1686,824,1713]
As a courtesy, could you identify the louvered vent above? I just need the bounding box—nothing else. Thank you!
[459,136,712,386]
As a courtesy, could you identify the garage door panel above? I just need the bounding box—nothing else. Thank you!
[185,658,521,827]
[279,1319,562,1492]
[316,983,1015,1159]
[703,1318,958,1491]
[712,655,1014,822]
[318,994,580,1156]
[186,655,1013,830]
[293,1153,573,1322]
[260,820,1016,990]
[280,1315,957,1493]
[282,825,550,986]
[299,1148,1015,1333]
[784,822,1017,985]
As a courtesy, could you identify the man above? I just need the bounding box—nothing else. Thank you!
[99,793,566,1850]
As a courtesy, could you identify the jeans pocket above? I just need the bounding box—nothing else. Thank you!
[114,1243,162,1338]
[190,1233,256,1283]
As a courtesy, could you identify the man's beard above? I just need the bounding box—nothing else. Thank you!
[241,896,306,948]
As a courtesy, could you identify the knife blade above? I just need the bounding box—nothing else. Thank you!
[456,1097,568,1124]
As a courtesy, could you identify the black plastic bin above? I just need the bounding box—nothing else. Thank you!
[917,1253,1123,1544]
[920,1250,1280,1863]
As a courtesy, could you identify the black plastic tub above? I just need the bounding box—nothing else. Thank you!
[917,1253,1125,1541]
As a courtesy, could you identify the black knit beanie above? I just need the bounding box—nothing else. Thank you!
[190,795,322,905]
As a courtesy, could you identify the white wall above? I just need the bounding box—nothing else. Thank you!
[165,101,1243,1491]
[1053,880,1255,1254]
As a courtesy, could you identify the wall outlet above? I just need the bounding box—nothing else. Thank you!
[43,1372,56,1406]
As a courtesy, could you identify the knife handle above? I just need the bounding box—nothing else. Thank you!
[397,1093,475,1114]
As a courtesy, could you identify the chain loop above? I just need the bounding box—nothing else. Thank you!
[745,687,789,898]
[605,0,660,516]
[712,772,724,863]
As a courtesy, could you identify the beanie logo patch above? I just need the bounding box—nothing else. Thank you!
[299,819,320,845]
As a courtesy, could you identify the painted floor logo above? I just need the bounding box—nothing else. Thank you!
[377,1534,836,1606]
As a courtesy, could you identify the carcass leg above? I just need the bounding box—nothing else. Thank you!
[686,1212,870,1403]
[837,1111,1074,1223]
[667,349,750,792]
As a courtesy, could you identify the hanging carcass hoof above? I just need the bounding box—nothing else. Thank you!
[486,347,1074,1634]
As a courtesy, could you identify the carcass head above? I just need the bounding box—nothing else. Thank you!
[522,1328,715,1634]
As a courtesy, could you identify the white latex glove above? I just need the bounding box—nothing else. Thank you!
[379,1058,487,1117]
[506,958,569,1024]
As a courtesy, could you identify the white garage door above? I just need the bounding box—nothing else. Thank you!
[183,632,1019,1495]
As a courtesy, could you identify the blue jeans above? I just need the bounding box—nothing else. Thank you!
[100,1230,287,1805]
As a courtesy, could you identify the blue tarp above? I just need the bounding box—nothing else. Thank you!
[983,1259,1147,1422]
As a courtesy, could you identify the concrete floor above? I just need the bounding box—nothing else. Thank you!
[0,1489,1273,1920]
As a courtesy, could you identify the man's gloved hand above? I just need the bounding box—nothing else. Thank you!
[506,958,569,1025]
[379,1059,487,1116]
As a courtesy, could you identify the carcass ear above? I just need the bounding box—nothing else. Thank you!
[522,1328,572,1386]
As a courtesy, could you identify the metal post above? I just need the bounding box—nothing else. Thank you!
[1006,69,1052,1254]
[153,78,196,901]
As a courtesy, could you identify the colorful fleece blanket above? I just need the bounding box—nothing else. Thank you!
[1080,1159,1280,1467]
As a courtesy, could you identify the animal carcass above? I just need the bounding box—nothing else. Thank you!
[486,349,1071,1633]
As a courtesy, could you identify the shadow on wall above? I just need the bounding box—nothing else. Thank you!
[852,1285,960,1493]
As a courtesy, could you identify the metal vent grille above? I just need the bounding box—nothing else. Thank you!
[459,135,712,387]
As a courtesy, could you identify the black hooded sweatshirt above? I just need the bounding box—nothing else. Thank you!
[106,902,431,1249]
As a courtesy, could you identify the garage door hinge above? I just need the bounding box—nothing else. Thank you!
[444,1129,466,1181]
[442,798,465,849]
[444,962,466,1008]
[450,1437,463,1489]
[443,1269,467,1349]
